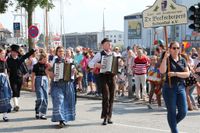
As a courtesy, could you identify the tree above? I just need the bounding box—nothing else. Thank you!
[0,0,10,13]
[16,0,54,50]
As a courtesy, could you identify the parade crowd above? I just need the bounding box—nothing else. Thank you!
[0,38,200,133]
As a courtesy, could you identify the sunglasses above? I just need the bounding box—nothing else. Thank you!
[171,47,180,50]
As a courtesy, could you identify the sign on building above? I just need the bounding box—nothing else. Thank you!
[128,20,142,39]
[13,22,20,37]
[142,0,188,28]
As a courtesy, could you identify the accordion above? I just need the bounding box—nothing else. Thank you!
[100,55,118,74]
[53,62,72,82]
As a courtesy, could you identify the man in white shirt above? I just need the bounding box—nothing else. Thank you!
[88,38,115,126]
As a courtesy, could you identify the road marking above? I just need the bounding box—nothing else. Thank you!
[77,119,187,133]
[114,123,187,133]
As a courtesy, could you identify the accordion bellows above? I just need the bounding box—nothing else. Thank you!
[54,62,71,82]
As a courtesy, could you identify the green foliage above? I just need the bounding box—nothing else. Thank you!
[16,0,54,12]
[15,0,54,50]
[0,0,9,13]
[40,0,54,11]
[16,0,37,12]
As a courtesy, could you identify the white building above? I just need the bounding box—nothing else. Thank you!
[124,13,168,50]
[63,30,124,50]
[98,30,124,46]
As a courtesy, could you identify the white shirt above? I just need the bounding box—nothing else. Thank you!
[88,50,113,68]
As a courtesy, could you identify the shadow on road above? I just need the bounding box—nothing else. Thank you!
[7,115,51,122]
[17,108,53,112]
[69,122,100,127]
[0,125,54,132]
[187,111,200,116]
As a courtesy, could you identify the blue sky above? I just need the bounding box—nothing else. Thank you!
[0,0,156,34]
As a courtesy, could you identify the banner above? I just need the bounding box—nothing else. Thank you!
[142,0,187,28]
[128,20,142,39]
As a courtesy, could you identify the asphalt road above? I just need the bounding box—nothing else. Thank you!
[0,91,200,133]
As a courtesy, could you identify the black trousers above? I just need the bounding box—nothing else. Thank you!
[10,77,23,97]
[94,74,102,94]
[99,74,115,119]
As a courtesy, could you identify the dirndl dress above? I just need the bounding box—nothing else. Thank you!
[0,73,12,113]
[51,81,76,122]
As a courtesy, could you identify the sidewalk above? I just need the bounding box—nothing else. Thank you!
[22,86,146,104]
[76,90,151,105]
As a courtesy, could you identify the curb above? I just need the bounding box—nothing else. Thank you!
[22,87,145,104]
[76,94,146,103]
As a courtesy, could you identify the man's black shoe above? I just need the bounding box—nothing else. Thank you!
[13,106,19,112]
[102,118,107,125]
[40,115,47,120]
[35,114,39,119]
[107,119,113,124]
[3,117,9,122]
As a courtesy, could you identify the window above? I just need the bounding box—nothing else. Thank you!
[118,34,122,38]
[176,33,179,37]
[114,39,116,43]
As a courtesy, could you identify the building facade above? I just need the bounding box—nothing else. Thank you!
[124,0,200,50]
[62,32,98,50]
[62,30,124,50]
[0,23,11,46]
[124,13,168,51]
[173,0,200,47]
[103,30,124,46]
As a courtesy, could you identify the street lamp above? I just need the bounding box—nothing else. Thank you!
[102,8,106,39]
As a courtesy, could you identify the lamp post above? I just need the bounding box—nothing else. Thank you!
[60,0,63,45]
[45,5,48,50]
[102,8,106,39]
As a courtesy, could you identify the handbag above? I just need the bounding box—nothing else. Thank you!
[20,62,29,75]
[185,72,197,87]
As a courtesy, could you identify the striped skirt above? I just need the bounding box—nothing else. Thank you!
[34,76,48,115]
[51,81,76,122]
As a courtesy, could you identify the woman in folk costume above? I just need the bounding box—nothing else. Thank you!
[47,46,76,128]
[7,44,36,112]
[31,52,49,120]
[0,48,12,122]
